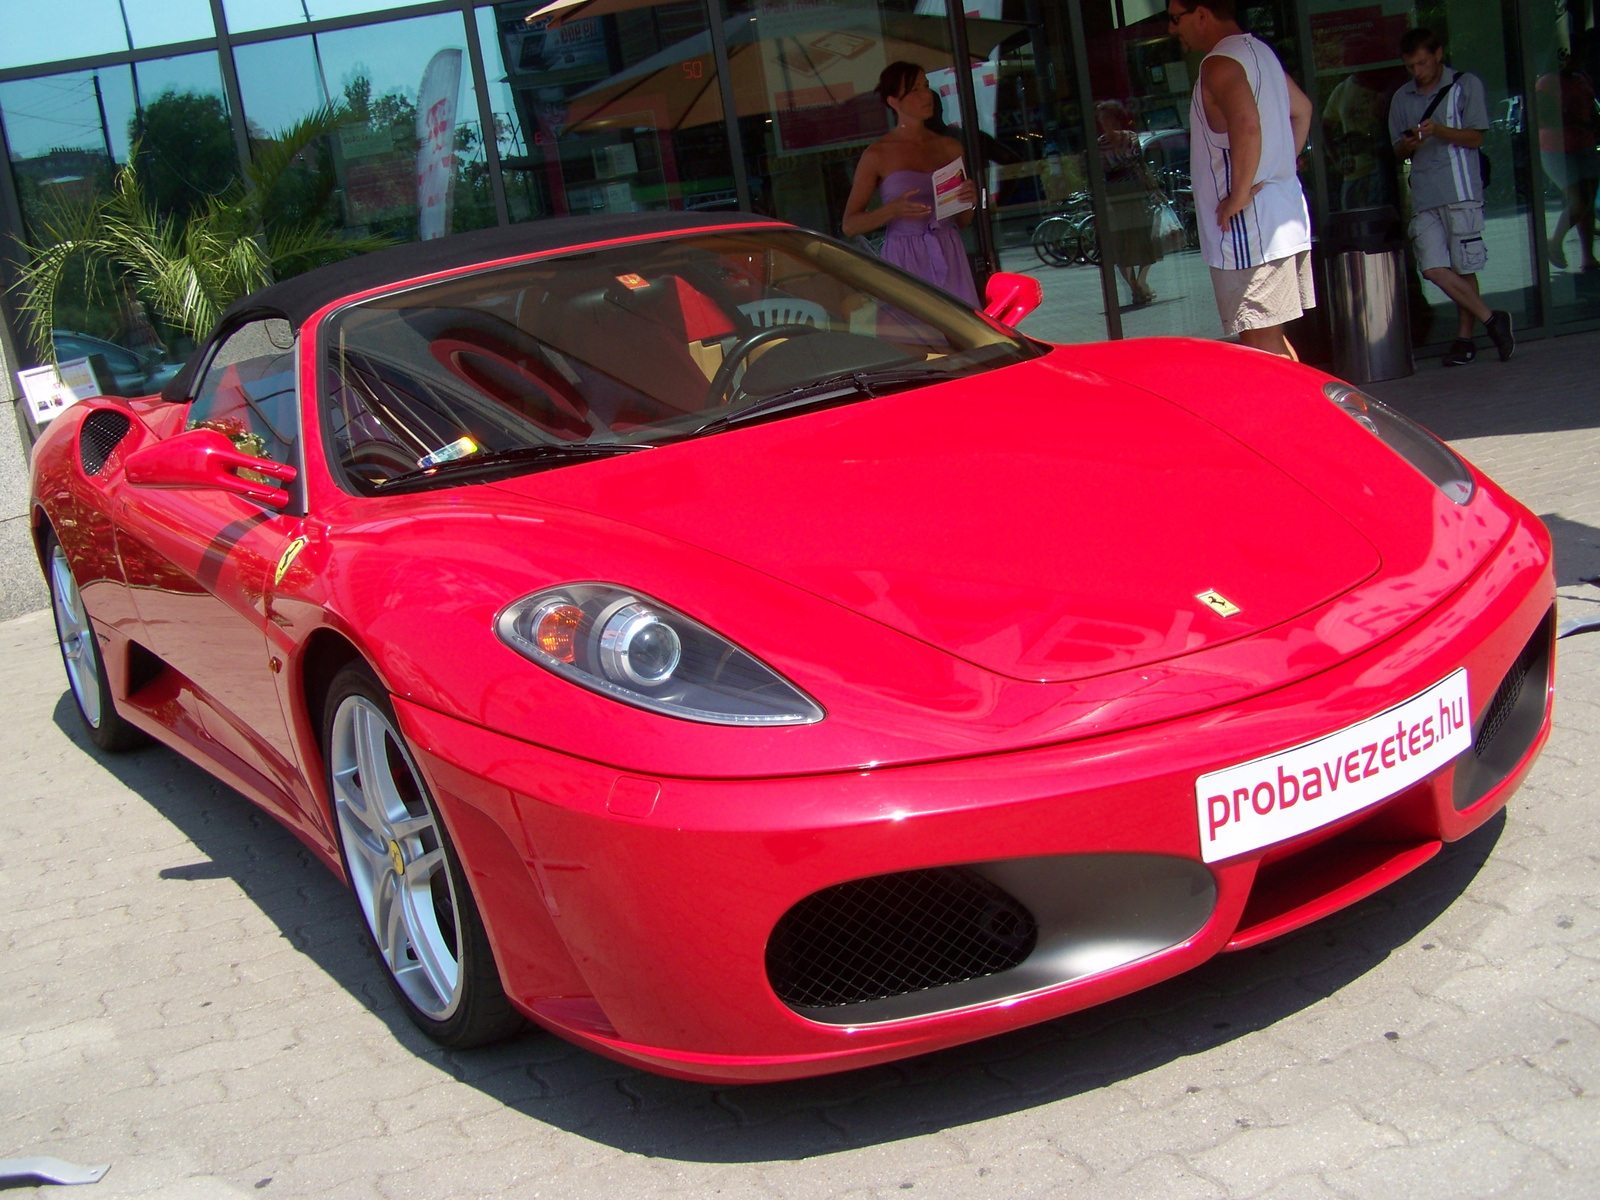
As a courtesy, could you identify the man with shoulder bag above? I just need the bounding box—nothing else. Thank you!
[1388,27,1514,365]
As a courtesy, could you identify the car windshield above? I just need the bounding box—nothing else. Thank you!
[321,227,1041,493]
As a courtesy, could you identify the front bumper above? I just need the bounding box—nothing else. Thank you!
[397,514,1553,1083]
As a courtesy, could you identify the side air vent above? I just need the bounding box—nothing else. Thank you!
[79,409,132,476]
[766,867,1038,1011]
[1475,634,1540,757]
[1454,608,1554,810]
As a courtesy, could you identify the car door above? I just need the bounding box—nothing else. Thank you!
[116,317,310,818]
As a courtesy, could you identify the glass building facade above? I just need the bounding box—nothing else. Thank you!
[1,0,1596,382]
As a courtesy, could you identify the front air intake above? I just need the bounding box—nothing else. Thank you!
[1453,608,1553,810]
[765,867,1037,1011]
[79,409,132,476]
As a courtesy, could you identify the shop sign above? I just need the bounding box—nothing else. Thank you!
[508,15,609,86]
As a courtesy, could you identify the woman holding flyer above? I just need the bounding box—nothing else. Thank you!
[842,62,980,305]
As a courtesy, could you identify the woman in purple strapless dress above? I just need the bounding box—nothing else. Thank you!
[841,62,980,307]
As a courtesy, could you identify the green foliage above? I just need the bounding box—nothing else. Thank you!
[130,90,238,222]
[15,105,393,361]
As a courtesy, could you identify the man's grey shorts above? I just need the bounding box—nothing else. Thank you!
[1410,201,1487,274]
[1209,250,1315,335]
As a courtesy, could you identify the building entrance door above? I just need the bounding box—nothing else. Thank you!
[958,0,1112,344]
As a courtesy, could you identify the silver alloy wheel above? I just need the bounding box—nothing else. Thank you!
[329,695,463,1019]
[50,543,101,728]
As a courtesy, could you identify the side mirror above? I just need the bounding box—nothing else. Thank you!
[124,428,297,509]
[983,272,1044,328]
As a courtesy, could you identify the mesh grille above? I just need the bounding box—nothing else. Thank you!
[766,867,1038,1010]
[1475,629,1543,759]
[79,410,131,476]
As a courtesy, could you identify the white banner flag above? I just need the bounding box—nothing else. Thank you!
[415,49,463,241]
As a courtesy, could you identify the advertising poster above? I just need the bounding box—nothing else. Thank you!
[918,0,1000,136]
[505,14,609,87]
[416,48,464,241]
[926,55,999,136]
[1310,4,1409,74]
[340,125,415,225]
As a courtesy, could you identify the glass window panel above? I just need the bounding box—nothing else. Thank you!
[1,53,236,369]
[1312,0,1410,214]
[189,319,300,469]
[960,0,1100,342]
[1313,0,1538,343]
[0,0,215,70]
[1527,12,1599,322]
[1071,0,1306,342]
[724,0,947,236]
[128,55,238,221]
[222,0,445,35]
[1,69,137,170]
[475,2,738,222]
[233,12,496,241]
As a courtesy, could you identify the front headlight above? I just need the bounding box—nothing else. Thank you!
[497,583,825,726]
[1323,381,1475,505]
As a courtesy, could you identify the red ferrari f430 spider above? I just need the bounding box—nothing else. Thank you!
[31,213,1553,1081]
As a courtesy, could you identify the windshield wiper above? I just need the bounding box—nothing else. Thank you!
[377,442,648,491]
[689,366,952,439]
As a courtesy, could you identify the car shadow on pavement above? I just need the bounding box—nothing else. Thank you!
[51,694,409,1024]
[55,691,1505,1164]
[1540,513,1600,587]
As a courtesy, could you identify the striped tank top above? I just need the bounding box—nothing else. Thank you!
[1190,33,1312,271]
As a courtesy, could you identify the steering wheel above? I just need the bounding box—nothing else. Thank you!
[706,323,821,407]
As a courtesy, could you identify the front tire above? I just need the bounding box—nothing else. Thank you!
[323,662,524,1047]
[45,529,146,752]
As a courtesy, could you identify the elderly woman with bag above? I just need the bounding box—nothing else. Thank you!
[1097,100,1171,306]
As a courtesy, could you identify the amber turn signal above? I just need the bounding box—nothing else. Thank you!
[534,603,583,663]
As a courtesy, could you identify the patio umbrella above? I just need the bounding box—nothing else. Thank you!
[526,0,641,25]
[560,12,1025,134]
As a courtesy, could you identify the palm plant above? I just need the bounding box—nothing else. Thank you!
[15,106,393,361]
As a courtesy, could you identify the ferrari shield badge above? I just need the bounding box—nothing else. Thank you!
[1196,589,1241,618]
[274,536,308,587]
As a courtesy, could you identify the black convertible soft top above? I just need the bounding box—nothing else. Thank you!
[161,210,783,400]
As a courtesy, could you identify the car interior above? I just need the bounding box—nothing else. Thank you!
[319,234,1015,493]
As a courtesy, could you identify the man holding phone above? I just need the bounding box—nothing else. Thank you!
[1388,28,1513,365]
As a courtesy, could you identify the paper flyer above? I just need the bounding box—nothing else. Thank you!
[932,156,973,221]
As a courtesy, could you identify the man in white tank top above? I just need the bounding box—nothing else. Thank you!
[1169,0,1314,359]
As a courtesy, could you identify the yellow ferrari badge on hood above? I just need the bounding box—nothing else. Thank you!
[1196,589,1241,618]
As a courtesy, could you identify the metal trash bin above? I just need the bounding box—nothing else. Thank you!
[1325,206,1412,383]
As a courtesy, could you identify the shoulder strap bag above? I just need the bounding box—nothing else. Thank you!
[1419,71,1491,190]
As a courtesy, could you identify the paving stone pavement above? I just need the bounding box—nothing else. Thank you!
[4,334,1599,1199]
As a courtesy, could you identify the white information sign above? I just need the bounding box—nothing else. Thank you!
[17,357,106,424]
[1195,670,1471,863]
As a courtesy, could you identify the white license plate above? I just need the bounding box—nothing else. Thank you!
[1195,670,1471,864]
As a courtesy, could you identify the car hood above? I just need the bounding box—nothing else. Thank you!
[493,353,1381,683]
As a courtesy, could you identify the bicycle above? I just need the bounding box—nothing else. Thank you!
[1031,192,1099,267]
